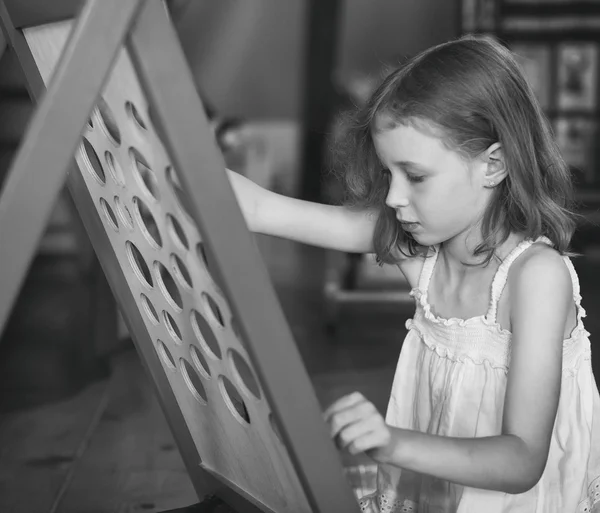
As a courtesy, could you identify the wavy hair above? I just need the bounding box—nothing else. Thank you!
[332,35,581,265]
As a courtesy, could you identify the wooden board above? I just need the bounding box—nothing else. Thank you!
[17,3,360,511]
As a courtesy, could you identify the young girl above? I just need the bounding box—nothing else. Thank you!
[228,35,600,512]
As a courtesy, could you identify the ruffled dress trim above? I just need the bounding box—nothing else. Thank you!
[405,236,591,372]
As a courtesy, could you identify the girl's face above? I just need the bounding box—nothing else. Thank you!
[373,120,489,246]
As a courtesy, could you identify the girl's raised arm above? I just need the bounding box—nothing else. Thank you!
[227,169,376,253]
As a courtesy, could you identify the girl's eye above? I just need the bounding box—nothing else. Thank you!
[381,167,424,183]
[406,173,425,183]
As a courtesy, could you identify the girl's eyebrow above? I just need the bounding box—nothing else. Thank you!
[394,161,431,173]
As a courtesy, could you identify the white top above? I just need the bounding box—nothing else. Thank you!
[359,237,600,512]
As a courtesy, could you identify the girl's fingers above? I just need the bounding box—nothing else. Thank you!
[335,414,381,451]
[348,429,389,455]
[338,421,391,456]
[327,400,380,438]
[323,391,366,421]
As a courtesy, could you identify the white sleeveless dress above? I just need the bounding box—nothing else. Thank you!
[358,237,600,512]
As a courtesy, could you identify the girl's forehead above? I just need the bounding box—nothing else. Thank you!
[372,119,473,172]
[372,120,446,158]
[373,113,440,136]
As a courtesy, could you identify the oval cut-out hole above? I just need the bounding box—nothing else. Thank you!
[100,197,118,230]
[157,340,175,370]
[190,310,221,359]
[148,104,168,142]
[190,345,211,378]
[97,97,121,146]
[166,166,193,219]
[231,317,241,339]
[202,292,224,327]
[172,254,192,289]
[219,375,249,424]
[167,214,189,250]
[230,317,245,347]
[180,358,207,403]
[126,241,152,287]
[81,138,106,184]
[197,242,209,268]
[269,413,284,444]
[130,147,160,200]
[156,261,182,311]
[163,310,182,343]
[133,196,162,248]
[228,349,260,400]
[141,293,159,324]
[196,242,223,292]
[125,100,147,130]
[105,151,125,186]
[115,196,133,229]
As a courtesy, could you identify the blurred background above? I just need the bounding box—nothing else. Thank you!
[1,0,599,511]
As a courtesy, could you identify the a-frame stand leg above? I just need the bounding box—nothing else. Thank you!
[0,0,141,337]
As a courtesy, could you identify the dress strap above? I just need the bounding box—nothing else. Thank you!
[561,255,587,327]
[487,236,553,323]
[562,256,582,301]
[417,245,440,293]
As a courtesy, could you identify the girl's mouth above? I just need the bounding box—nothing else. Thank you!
[399,221,419,231]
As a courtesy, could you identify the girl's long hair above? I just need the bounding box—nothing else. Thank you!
[332,35,581,265]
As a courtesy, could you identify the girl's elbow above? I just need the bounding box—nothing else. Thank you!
[501,439,548,495]
[504,477,539,495]
[503,464,545,495]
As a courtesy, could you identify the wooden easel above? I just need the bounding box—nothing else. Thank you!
[0,1,361,511]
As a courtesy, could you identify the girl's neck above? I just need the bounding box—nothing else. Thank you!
[438,230,525,285]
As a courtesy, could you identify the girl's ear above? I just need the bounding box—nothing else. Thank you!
[484,142,506,188]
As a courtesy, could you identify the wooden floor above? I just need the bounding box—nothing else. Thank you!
[1,236,599,513]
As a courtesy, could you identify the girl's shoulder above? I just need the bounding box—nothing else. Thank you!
[507,238,566,278]
[504,238,578,344]
[506,240,574,307]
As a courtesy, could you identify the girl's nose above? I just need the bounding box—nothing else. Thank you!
[385,182,410,209]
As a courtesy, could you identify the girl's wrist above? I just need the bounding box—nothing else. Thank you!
[370,426,406,466]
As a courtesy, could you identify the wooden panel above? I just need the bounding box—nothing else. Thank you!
[20,14,286,513]
[17,2,360,512]
[19,17,235,512]
[27,18,310,513]
[129,3,359,512]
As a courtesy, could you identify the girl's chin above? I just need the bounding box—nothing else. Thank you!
[408,229,425,242]
[410,230,439,247]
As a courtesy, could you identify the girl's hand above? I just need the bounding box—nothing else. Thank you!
[323,391,394,463]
